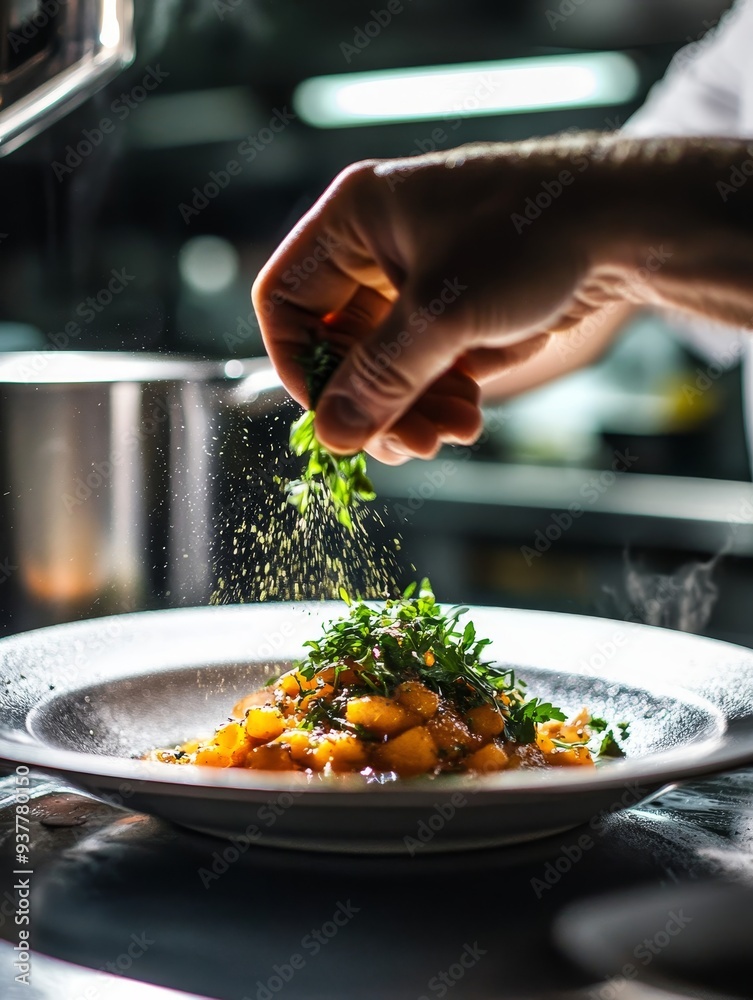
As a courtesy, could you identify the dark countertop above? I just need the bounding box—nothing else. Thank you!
[1,769,752,1000]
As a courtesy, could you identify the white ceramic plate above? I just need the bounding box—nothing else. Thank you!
[1,604,753,853]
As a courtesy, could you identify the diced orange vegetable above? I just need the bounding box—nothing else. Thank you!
[464,741,510,773]
[231,689,271,718]
[345,695,419,737]
[466,703,505,741]
[245,706,285,742]
[274,729,314,766]
[277,669,317,697]
[395,681,440,720]
[246,743,295,770]
[374,726,438,776]
[326,733,369,773]
[212,721,246,751]
[536,730,594,767]
[426,706,473,755]
[194,745,233,767]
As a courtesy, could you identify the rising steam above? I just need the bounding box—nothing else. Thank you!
[608,549,727,633]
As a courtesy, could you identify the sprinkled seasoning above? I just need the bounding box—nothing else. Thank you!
[210,420,401,605]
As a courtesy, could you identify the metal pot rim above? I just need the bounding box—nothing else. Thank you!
[0,351,275,385]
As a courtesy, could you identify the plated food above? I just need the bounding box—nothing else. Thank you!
[149,582,628,777]
[0,602,742,850]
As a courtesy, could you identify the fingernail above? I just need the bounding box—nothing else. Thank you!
[316,394,375,452]
[382,434,411,458]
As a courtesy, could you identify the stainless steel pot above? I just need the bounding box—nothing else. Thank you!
[0,351,292,633]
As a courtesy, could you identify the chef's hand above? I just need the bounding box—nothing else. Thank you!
[251,135,753,463]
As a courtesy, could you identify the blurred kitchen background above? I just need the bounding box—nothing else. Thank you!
[2,0,753,646]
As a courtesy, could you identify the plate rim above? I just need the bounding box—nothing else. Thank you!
[0,603,751,802]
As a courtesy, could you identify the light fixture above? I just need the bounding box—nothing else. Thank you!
[179,236,240,295]
[294,52,639,128]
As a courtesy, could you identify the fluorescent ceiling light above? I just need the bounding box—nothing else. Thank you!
[294,52,639,128]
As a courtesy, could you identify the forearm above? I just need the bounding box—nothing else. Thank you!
[579,134,753,327]
[481,304,634,401]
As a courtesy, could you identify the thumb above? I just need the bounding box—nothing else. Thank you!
[314,295,464,454]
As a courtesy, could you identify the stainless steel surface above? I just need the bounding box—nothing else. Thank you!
[0,352,289,630]
[1,603,753,852]
[0,0,134,155]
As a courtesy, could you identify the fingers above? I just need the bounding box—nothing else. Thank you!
[314,296,467,453]
[367,392,484,464]
[368,410,442,465]
[460,335,553,383]
[251,164,393,406]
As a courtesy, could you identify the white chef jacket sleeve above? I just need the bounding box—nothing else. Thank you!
[621,0,753,366]
[624,0,752,139]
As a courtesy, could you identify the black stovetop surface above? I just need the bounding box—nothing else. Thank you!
[1,768,752,1000]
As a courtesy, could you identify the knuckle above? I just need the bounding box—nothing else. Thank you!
[251,267,281,310]
[332,158,381,199]
[347,343,415,403]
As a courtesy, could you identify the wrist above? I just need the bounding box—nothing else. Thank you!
[578,136,753,312]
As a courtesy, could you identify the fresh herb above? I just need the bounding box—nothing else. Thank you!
[285,341,376,531]
[598,730,626,758]
[293,579,568,743]
[588,715,630,759]
[588,716,609,734]
[505,698,567,745]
